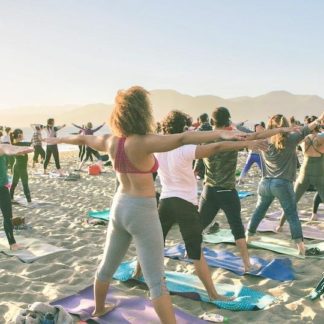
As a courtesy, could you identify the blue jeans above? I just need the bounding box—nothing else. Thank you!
[247,178,303,242]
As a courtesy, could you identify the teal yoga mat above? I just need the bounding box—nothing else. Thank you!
[113,260,275,311]
[203,229,324,259]
[88,208,110,221]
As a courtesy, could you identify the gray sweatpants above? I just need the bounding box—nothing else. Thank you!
[96,193,168,299]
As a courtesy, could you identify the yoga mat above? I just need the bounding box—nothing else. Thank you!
[257,218,324,241]
[0,232,68,263]
[238,191,254,199]
[113,260,275,311]
[164,244,295,281]
[203,229,324,259]
[52,285,206,324]
[88,208,110,221]
[266,210,324,222]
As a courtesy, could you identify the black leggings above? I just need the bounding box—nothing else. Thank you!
[159,197,203,260]
[44,144,61,170]
[83,146,101,162]
[33,145,45,163]
[0,186,16,245]
[10,166,31,202]
[199,186,245,240]
[313,192,323,214]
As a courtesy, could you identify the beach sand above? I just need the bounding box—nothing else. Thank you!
[0,151,323,323]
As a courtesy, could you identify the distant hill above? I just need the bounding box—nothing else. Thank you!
[2,90,323,127]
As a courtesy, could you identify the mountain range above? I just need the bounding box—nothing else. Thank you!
[2,90,323,127]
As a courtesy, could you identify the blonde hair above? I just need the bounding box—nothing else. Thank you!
[267,114,289,150]
[109,86,154,137]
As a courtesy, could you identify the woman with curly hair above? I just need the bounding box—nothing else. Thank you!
[246,113,324,255]
[46,86,247,322]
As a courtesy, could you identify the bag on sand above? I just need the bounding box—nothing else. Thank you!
[15,302,73,324]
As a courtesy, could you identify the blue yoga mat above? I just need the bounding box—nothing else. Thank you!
[88,208,110,221]
[238,191,254,199]
[164,244,294,281]
[113,260,275,311]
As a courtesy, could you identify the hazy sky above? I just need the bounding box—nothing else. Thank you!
[1,0,323,109]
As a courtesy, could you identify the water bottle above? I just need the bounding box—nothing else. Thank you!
[42,312,55,324]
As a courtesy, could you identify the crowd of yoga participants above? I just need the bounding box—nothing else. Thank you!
[1,86,324,322]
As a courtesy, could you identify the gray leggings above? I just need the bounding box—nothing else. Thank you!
[96,193,168,299]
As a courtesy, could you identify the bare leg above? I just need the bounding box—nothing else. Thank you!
[152,294,176,324]
[297,241,305,256]
[235,238,254,272]
[10,243,25,251]
[193,252,231,300]
[92,278,115,317]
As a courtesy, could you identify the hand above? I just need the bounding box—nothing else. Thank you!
[44,137,61,145]
[247,140,269,152]
[220,130,249,141]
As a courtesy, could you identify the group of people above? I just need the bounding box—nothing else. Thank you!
[1,86,324,323]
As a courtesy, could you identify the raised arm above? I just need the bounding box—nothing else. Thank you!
[195,140,268,159]
[92,123,105,133]
[72,123,84,130]
[307,112,324,132]
[46,134,110,152]
[56,124,66,131]
[141,129,248,154]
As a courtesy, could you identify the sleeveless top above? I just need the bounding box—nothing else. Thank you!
[114,137,159,174]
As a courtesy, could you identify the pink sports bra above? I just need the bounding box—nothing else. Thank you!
[114,137,159,174]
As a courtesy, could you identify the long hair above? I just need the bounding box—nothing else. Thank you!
[11,129,23,144]
[267,114,289,150]
[109,86,154,137]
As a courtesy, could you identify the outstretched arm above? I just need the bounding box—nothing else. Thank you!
[56,124,66,131]
[45,134,110,152]
[72,123,84,130]
[141,130,248,154]
[244,126,300,140]
[0,144,34,156]
[195,140,268,159]
[93,123,105,133]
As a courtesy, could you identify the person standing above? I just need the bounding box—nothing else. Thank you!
[43,118,65,175]
[30,124,45,167]
[0,143,33,250]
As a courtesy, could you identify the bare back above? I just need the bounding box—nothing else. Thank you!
[107,135,157,197]
[301,134,324,157]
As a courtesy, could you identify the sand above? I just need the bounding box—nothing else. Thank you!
[0,151,323,323]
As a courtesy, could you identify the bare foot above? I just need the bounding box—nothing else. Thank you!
[209,293,235,302]
[310,213,318,221]
[275,225,283,233]
[10,243,25,251]
[92,303,116,317]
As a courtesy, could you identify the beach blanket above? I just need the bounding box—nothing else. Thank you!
[88,208,110,221]
[203,229,324,259]
[0,232,68,263]
[113,260,275,311]
[257,218,324,241]
[52,285,205,324]
[164,244,294,281]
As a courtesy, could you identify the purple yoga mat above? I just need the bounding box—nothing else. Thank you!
[52,285,206,324]
[257,219,324,241]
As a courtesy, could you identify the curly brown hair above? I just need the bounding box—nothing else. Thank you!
[161,110,190,134]
[109,86,155,137]
[267,114,289,150]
